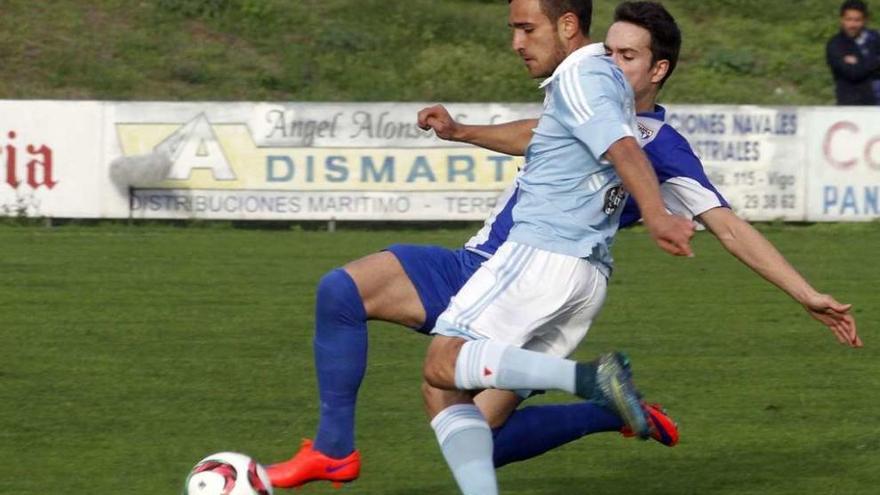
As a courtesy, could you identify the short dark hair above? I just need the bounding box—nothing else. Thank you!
[614,1,681,87]
[841,0,868,16]
[509,0,593,36]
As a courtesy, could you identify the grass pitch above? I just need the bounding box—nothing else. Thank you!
[0,222,877,494]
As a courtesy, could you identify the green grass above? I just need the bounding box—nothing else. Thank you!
[0,0,849,104]
[0,222,877,493]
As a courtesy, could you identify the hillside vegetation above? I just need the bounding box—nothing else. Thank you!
[0,0,849,104]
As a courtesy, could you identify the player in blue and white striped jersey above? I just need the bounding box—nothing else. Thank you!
[268,2,859,490]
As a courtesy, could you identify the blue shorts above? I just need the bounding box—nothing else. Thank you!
[385,244,487,334]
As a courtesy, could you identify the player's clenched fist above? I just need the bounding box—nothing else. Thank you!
[417,105,462,141]
[646,213,696,257]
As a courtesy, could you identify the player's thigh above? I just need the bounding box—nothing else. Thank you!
[344,251,425,328]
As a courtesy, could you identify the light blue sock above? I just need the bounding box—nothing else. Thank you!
[455,339,578,394]
[431,404,498,495]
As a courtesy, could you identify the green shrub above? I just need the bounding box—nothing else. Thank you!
[156,0,234,18]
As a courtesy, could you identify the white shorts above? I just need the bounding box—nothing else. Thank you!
[432,241,607,358]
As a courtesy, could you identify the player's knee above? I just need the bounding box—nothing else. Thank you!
[420,380,435,398]
[316,268,366,324]
[420,381,441,409]
[422,357,443,388]
[342,251,423,324]
[423,337,464,388]
[423,348,445,388]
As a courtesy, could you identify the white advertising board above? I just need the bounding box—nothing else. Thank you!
[0,101,104,218]
[805,107,880,221]
[664,105,806,221]
[1,100,878,223]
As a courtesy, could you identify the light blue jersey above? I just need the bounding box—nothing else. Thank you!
[507,44,637,277]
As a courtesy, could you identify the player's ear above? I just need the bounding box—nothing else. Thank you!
[557,12,580,40]
[650,59,670,85]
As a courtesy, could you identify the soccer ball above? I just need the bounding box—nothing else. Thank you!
[184,452,273,495]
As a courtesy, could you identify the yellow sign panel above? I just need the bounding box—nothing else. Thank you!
[116,120,522,192]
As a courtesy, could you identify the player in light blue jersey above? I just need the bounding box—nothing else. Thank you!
[417,1,702,493]
[605,2,858,346]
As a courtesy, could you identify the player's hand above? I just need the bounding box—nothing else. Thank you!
[417,105,462,141]
[802,293,862,348]
[644,213,696,257]
[844,55,858,65]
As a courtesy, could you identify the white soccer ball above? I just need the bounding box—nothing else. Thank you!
[184,452,273,495]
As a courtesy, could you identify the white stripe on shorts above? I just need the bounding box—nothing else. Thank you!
[454,244,535,331]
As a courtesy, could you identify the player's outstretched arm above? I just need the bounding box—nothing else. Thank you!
[417,104,537,156]
[605,137,695,257]
[698,207,862,348]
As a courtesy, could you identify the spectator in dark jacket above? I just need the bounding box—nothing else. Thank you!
[827,0,880,105]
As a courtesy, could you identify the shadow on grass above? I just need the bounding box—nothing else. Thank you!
[383,442,862,495]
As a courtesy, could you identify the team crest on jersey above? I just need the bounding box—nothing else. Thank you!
[603,185,627,215]
[638,122,655,141]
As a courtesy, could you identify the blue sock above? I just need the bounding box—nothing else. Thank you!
[492,401,624,468]
[312,269,368,459]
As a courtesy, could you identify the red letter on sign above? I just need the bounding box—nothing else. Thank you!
[866,136,880,171]
[823,121,858,170]
[4,131,20,188]
[26,145,58,189]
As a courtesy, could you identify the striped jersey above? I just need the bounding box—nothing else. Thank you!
[619,105,729,225]
[505,43,637,276]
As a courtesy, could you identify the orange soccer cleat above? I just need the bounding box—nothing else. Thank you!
[266,439,361,489]
[621,403,680,447]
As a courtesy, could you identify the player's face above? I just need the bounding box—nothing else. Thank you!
[841,9,867,39]
[509,0,567,78]
[605,22,665,103]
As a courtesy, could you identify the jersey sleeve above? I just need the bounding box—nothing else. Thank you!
[656,144,729,221]
[619,134,730,228]
[553,62,635,158]
[618,177,726,229]
[660,177,727,220]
